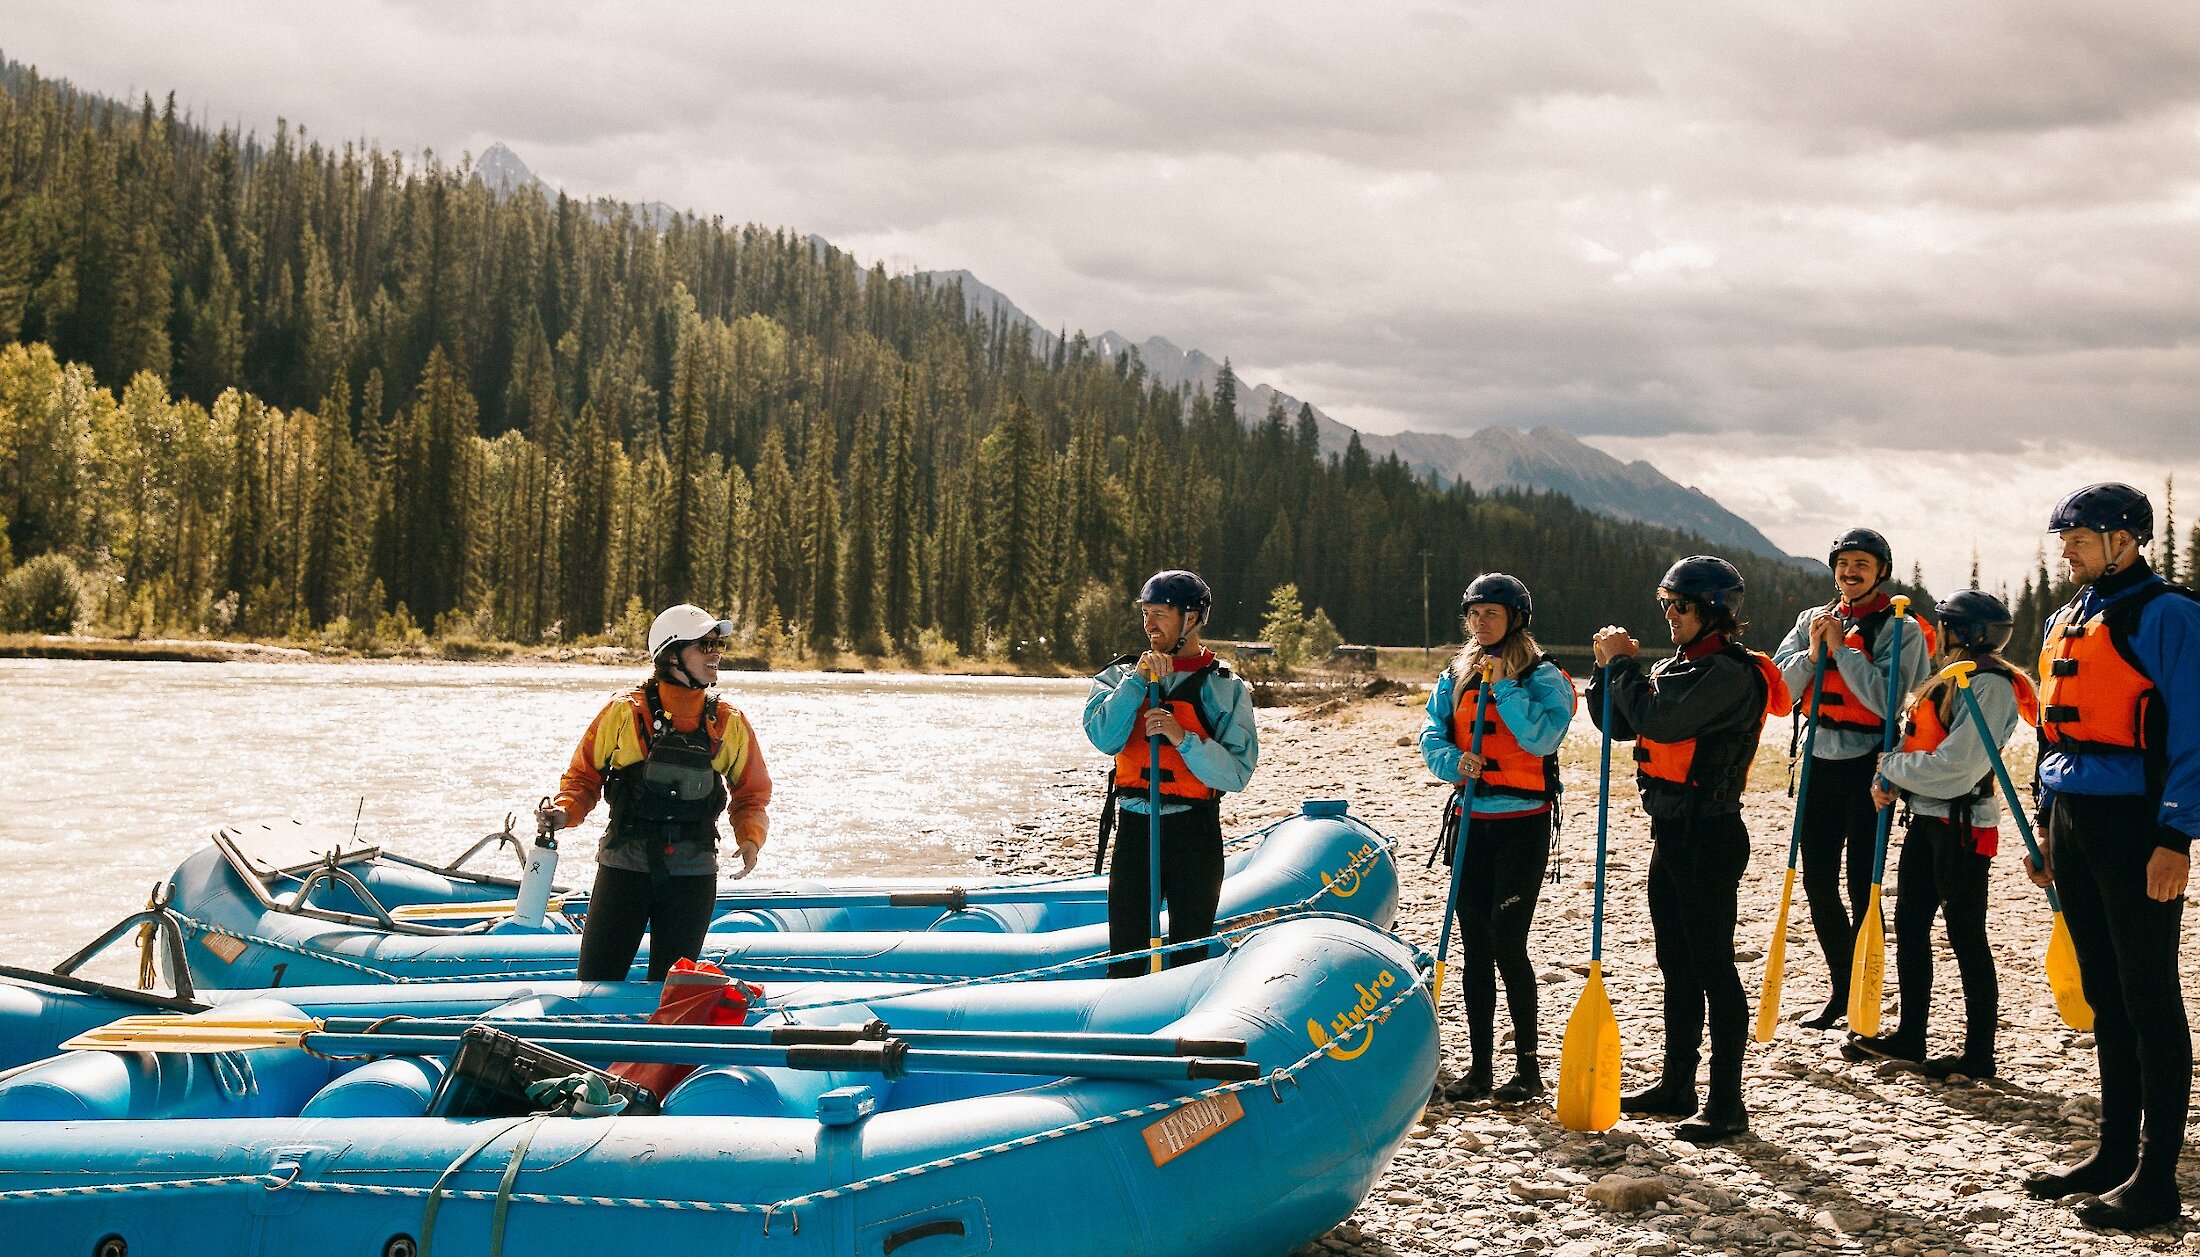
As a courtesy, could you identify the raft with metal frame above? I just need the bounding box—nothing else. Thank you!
[128,800,1396,990]
[0,915,1435,1257]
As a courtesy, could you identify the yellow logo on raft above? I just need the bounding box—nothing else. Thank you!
[1320,841,1379,899]
[1305,967,1398,1061]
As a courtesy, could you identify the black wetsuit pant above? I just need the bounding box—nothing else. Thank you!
[1647,811,1750,1098]
[576,866,719,982]
[1800,751,1881,1008]
[1443,808,1551,1068]
[1107,803,1225,978]
[1889,814,1997,1062]
[2051,793,2190,1198]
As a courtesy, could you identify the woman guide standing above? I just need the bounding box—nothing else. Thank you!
[1847,590,2035,1080]
[538,604,774,981]
[1590,556,1790,1144]
[1419,573,1577,1103]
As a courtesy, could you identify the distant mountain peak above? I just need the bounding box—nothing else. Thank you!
[470,142,681,229]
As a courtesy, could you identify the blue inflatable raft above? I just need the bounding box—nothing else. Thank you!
[0,916,1435,1257]
[147,802,1397,989]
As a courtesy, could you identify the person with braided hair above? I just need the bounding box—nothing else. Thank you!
[1418,573,1576,1104]
[1848,590,2035,1081]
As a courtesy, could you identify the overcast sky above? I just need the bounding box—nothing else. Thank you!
[12,1,2200,592]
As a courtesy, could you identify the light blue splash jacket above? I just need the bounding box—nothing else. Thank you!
[1084,654,1259,816]
[1417,658,1574,817]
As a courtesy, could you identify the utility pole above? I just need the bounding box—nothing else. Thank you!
[1419,549,1431,655]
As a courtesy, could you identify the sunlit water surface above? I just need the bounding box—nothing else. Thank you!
[0,660,1092,964]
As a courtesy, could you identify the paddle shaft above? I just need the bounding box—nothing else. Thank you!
[1592,664,1613,963]
[1148,671,1165,973]
[1952,680,2065,914]
[305,1033,1260,1081]
[1756,645,1829,1041]
[1864,608,1910,887]
[1847,603,1908,1034]
[316,1016,1246,1058]
[1431,662,1497,1007]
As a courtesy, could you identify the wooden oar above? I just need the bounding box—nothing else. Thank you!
[63,1016,1258,1082]
[389,897,566,922]
[1944,661,2093,1032]
[1756,644,1829,1042]
[1430,660,1496,1011]
[1846,596,1909,1037]
[1556,666,1621,1132]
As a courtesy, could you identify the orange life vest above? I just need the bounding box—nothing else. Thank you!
[1896,662,2038,825]
[1450,656,1579,801]
[1900,662,2040,757]
[1799,599,1939,734]
[2037,586,2180,755]
[1636,647,1792,804]
[1112,659,1227,802]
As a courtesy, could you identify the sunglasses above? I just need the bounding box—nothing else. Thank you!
[692,637,727,654]
[1655,596,1698,615]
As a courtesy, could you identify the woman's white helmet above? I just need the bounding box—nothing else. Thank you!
[648,604,734,659]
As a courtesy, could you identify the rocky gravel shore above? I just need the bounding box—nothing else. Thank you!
[979,689,2197,1257]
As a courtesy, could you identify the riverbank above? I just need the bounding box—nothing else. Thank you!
[979,692,2188,1257]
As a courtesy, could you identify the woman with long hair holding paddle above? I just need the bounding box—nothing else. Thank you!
[1589,556,1789,1144]
[1419,573,1576,1103]
[1845,589,2036,1079]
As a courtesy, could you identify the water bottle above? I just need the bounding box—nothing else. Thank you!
[513,797,561,928]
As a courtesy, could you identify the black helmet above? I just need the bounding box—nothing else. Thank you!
[1827,527,1893,573]
[2047,483,2153,543]
[1659,555,1746,608]
[1935,589,2014,653]
[1137,569,1213,619]
[1459,572,1533,628]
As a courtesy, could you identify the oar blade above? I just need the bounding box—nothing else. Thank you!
[1847,891,1885,1038]
[1754,869,1797,1043]
[2045,912,2094,1032]
[63,1012,319,1053]
[1556,963,1621,1132]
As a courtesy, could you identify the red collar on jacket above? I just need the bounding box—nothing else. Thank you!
[1170,649,1215,672]
[1680,632,1731,662]
[1839,591,1891,619]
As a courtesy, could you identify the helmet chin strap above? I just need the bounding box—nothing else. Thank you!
[661,650,706,690]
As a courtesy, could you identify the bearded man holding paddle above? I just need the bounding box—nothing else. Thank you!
[1588,556,1789,1144]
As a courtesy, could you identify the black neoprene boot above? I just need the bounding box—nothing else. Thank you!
[2079,1180,2182,1231]
[1444,1059,1494,1102]
[1492,1056,1544,1103]
[1800,997,1845,1031]
[1621,1078,1698,1119]
[1841,1030,1925,1064]
[1675,1081,1748,1144]
[2025,1151,2139,1200]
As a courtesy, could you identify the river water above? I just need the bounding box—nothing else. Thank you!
[0,660,1093,966]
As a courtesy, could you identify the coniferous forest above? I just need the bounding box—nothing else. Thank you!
[0,59,2037,666]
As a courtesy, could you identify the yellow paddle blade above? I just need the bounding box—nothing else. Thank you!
[1429,959,1449,1012]
[62,1012,321,1053]
[1847,890,1885,1038]
[2046,912,2094,1032]
[1556,961,1621,1132]
[1755,868,1798,1043]
[388,896,563,922]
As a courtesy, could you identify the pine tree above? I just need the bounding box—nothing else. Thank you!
[979,396,1050,659]
[842,409,886,653]
[882,370,921,651]
[796,407,842,650]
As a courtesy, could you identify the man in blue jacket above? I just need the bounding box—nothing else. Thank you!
[2022,483,2200,1230]
[1083,570,1259,978]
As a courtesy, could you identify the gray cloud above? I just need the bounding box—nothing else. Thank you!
[9,0,2200,584]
